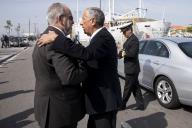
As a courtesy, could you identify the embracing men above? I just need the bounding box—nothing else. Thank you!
[33,2,122,128]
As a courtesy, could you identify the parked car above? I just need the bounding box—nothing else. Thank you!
[9,36,20,47]
[118,37,192,108]
[9,36,29,47]
[139,37,192,108]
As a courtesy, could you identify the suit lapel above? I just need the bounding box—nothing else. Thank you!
[123,34,134,48]
[90,27,106,44]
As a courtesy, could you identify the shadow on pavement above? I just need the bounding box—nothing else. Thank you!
[126,104,138,109]
[0,66,8,68]
[182,105,192,113]
[0,90,34,100]
[0,81,9,85]
[142,91,156,108]
[0,108,35,128]
[123,112,167,128]
[2,58,26,65]
[126,89,156,110]
[9,58,26,62]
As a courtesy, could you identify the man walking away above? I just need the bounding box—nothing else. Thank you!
[118,22,145,111]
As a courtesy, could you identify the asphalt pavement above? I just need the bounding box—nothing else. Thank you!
[0,41,33,64]
[0,44,192,128]
[0,47,27,64]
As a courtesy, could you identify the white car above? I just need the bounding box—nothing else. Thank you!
[118,37,192,108]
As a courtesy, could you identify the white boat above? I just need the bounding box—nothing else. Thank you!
[106,0,171,43]
[72,0,171,44]
[107,18,171,43]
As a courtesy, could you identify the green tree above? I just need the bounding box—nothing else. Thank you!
[186,26,192,33]
[4,20,13,35]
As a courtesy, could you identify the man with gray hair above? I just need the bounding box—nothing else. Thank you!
[32,3,87,128]
[38,7,122,128]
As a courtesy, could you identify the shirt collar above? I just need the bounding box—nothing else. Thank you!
[90,27,103,41]
[49,25,66,36]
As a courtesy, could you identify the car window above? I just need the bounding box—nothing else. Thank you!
[142,40,169,58]
[143,41,159,56]
[178,42,192,58]
[157,43,169,57]
[139,40,147,54]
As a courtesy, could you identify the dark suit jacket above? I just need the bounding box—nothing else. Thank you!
[123,34,140,74]
[32,26,87,128]
[51,27,122,114]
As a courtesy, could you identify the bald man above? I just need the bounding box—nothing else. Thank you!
[32,3,87,128]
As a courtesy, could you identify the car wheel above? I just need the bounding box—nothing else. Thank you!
[155,76,180,108]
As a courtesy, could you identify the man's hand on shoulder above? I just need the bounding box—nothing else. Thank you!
[37,31,58,47]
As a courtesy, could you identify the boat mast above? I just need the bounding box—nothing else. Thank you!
[75,0,79,41]
[108,0,115,20]
[162,7,165,21]
[137,0,147,18]
[112,0,114,17]
[76,0,79,23]
[139,0,142,17]
[108,0,111,21]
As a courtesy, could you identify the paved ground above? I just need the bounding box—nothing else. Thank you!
[0,40,31,64]
[0,45,192,128]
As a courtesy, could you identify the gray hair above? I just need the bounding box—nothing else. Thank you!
[47,3,66,25]
[86,7,105,27]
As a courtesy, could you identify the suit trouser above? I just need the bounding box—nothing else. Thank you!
[87,111,117,128]
[45,115,77,128]
[122,73,144,107]
[1,41,6,48]
[45,123,77,128]
[45,104,77,128]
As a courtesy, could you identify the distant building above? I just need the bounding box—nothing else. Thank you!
[168,25,192,37]
[170,25,187,31]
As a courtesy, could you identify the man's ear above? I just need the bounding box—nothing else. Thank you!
[59,15,64,21]
[91,18,96,26]
[54,16,61,24]
[59,15,66,26]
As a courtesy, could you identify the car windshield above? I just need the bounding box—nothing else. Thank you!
[178,42,192,58]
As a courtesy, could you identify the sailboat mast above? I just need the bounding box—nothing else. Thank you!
[108,0,111,21]
[112,0,114,17]
[139,0,142,17]
[76,0,79,23]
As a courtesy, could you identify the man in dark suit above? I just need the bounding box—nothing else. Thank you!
[4,35,9,48]
[1,35,5,48]
[118,22,145,110]
[37,7,122,128]
[32,3,87,128]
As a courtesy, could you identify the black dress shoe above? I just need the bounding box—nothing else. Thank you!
[119,105,126,110]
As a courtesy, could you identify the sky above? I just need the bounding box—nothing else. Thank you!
[0,0,191,35]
